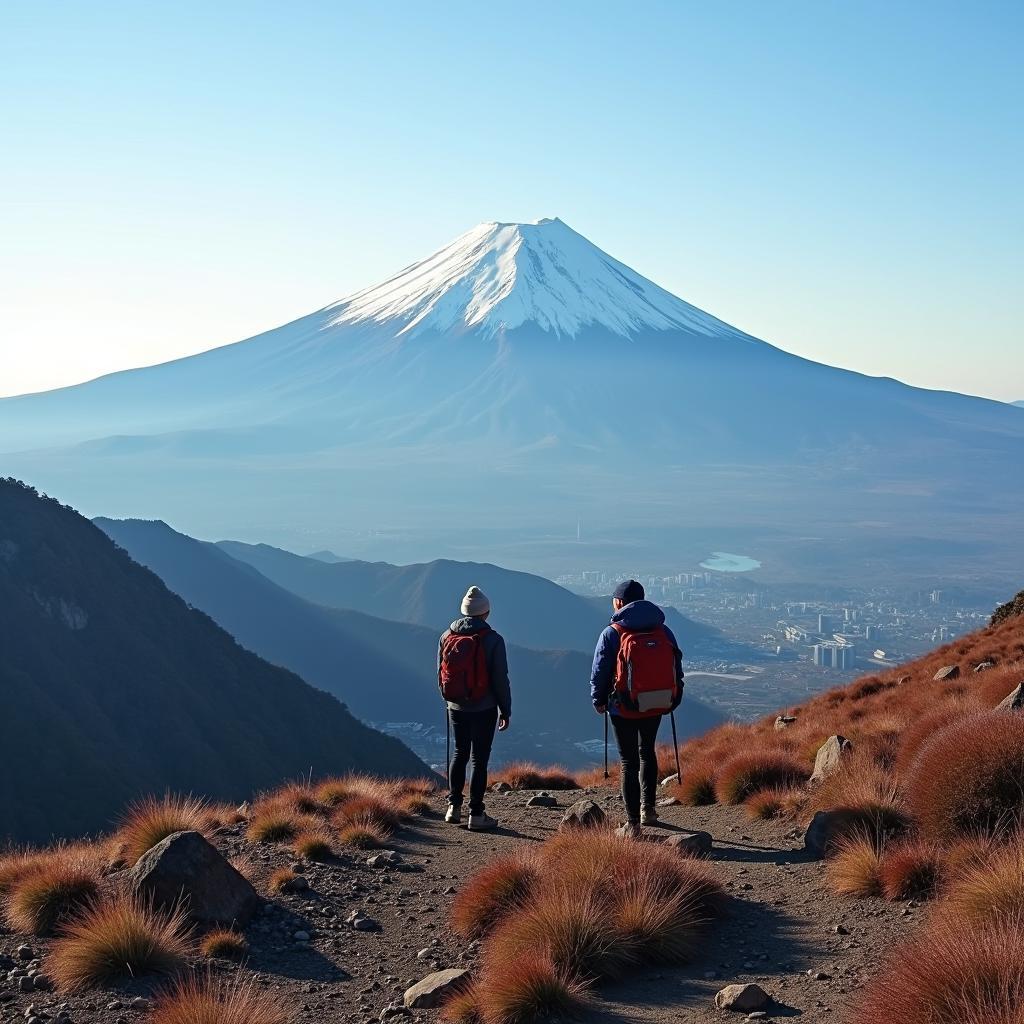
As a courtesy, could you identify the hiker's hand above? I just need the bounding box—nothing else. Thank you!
[595,704,607,716]
[498,716,509,732]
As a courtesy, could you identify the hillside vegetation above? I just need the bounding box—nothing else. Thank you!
[0,480,428,843]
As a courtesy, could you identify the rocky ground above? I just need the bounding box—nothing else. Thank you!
[0,788,921,1024]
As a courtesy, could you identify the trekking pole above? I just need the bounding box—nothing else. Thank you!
[670,710,682,781]
[603,711,609,780]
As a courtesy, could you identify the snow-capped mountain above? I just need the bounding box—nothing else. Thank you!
[1,218,1022,581]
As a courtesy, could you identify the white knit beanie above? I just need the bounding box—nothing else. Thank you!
[461,585,491,618]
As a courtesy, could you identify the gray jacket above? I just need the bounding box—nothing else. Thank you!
[438,616,512,718]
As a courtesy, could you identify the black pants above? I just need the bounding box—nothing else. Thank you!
[611,713,663,823]
[448,707,498,814]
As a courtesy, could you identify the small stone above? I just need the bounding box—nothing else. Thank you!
[526,794,556,807]
[657,797,679,807]
[715,983,770,1012]
[774,715,797,730]
[809,971,831,981]
[833,924,849,935]
[933,665,960,681]
[974,661,994,673]
[129,997,150,1010]
[559,800,605,831]
[367,851,403,869]
[659,773,679,787]
[810,735,853,784]
[491,781,512,793]
[664,831,713,858]
[18,977,35,993]
[294,931,311,943]
[403,969,472,1010]
[16,946,34,962]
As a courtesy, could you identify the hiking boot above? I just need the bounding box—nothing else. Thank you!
[445,804,461,824]
[640,806,659,825]
[468,811,497,832]
[615,822,642,839]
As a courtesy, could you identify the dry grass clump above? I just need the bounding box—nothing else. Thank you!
[828,832,883,898]
[48,895,190,991]
[894,703,978,776]
[472,957,588,1024]
[451,852,540,940]
[852,914,1024,1024]
[439,986,482,1023]
[745,786,799,821]
[878,839,945,901]
[199,928,250,960]
[293,831,333,862]
[4,854,102,935]
[0,848,44,895]
[945,843,1024,924]
[715,751,809,805]
[272,782,325,816]
[400,793,432,816]
[117,794,211,865]
[673,757,718,806]
[807,755,910,846]
[151,975,291,1024]
[245,799,316,844]
[202,803,248,828]
[267,867,301,894]
[906,712,1024,842]
[337,823,389,850]
[333,794,402,832]
[490,762,579,791]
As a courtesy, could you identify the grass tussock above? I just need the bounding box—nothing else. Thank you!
[152,975,291,1024]
[714,751,809,805]
[745,786,799,820]
[451,852,540,940]
[945,843,1024,924]
[293,831,333,861]
[338,823,390,850]
[490,762,579,791]
[200,928,250,960]
[473,957,588,1024]
[439,986,482,1024]
[828,832,883,898]
[4,853,102,935]
[878,839,945,901]
[117,794,211,865]
[267,867,301,894]
[48,895,190,991]
[906,711,1024,842]
[333,794,402,832]
[673,757,718,806]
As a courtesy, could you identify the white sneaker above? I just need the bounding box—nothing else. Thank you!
[640,806,659,825]
[468,811,497,832]
[615,822,642,839]
[445,804,461,824]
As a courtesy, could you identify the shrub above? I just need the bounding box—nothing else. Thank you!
[267,867,300,894]
[745,786,794,820]
[338,823,389,849]
[853,915,1024,1024]
[715,751,809,804]
[117,794,210,864]
[200,928,250,960]
[293,832,333,861]
[828,832,883,898]
[490,762,578,791]
[474,957,587,1024]
[675,757,718,806]
[945,843,1024,924]
[202,803,247,828]
[5,856,101,934]
[48,896,190,991]
[400,793,432,816]
[271,782,325,817]
[906,712,1024,841]
[879,839,945,901]
[807,755,911,845]
[152,975,291,1024]
[314,778,352,808]
[451,852,539,940]
[439,986,481,1024]
[333,795,401,832]
[246,801,316,844]
[0,848,41,895]
[894,704,979,777]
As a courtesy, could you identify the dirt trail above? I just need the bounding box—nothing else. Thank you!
[0,788,918,1024]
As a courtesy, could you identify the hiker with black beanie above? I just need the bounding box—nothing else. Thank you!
[591,579,684,837]
[438,586,511,832]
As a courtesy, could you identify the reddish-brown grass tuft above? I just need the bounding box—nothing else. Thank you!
[827,832,883,898]
[715,751,809,805]
[945,843,1024,924]
[48,896,190,991]
[451,852,539,940]
[878,839,945,901]
[745,786,799,820]
[116,794,211,865]
[906,711,1024,841]
[474,957,588,1024]
[489,762,579,791]
[333,794,402,832]
[151,975,291,1024]
[293,832,333,861]
[852,914,1024,1024]
[267,867,301,894]
[674,757,718,806]
[439,986,481,1024]
[246,799,318,844]
[4,854,102,935]
[338,823,389,850]
[200,928,250,960]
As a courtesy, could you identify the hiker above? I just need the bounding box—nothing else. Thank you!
[438,585,511,831]
[591,580,684,837]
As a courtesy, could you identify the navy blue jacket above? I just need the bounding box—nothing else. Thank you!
[590,600,684,715]
[438,617,512,718]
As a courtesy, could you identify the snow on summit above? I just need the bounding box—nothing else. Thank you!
[326,217,743,339]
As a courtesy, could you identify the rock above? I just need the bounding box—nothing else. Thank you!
[774,715,797,730]
[128,830,261,927]
[664,831,713,857]
[16,945,34,961]
[974,661,995,673]
[18,977,35,993]
[996,683,1024,712]
[380,1007,412,1020]
[804,808,871,857]
[236,801,250,817]
[659,773,679,787]
[403,969,472,1010]
[283,873,309,893]
[347,910,380,931]
[810,735,853,784]
[367,851,402,869]
[129,997,151,1010]
[293,931,311,942]
[657,797,679,807]
[526,794,556,807]
[491,782,512,793]
[714,983,770,1012]
[933,665,960,681]
[559,800,605,830]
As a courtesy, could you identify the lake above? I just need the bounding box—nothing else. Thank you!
[700,551,762,572]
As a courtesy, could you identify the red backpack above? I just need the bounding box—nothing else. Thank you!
[611,623,680,718]
[439,630,491,703]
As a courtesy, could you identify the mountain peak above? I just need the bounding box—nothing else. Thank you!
[325,218,744,340]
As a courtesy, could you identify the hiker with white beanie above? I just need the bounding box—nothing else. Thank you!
[437,585,511,831]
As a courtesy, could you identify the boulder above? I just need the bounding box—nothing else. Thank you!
[403,969,472,1010]
[664,831,713,858]
[804,808,873,858]
[996,683,1024,712]
[128,830,260,926]
[714,983,770,1012]
[559,800,605,831]
[491,781,512,794]
[933,665,960,681]
[810,735,853,784]
[774,715,797,731]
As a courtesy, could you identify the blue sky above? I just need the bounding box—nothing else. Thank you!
[1,0,1021,400]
